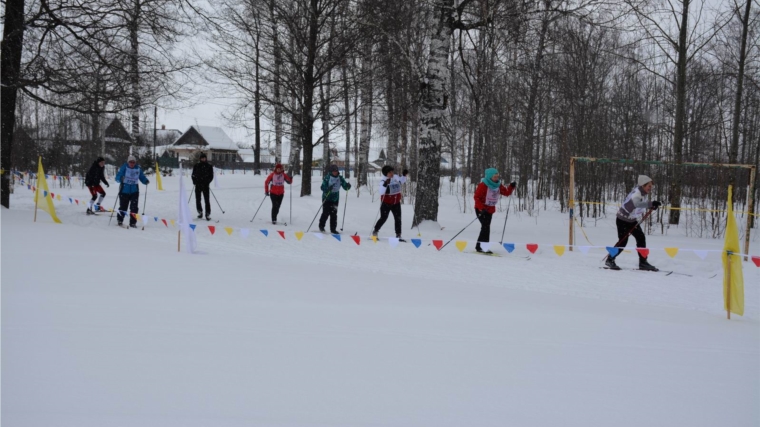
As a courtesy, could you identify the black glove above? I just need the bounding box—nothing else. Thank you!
[402,169,409,176]
[145,179,150,185]
[652,201,662,210]
[105,183,110,188]
[346,183,351,190]
[509,181,516,188]
[384,178,391,186]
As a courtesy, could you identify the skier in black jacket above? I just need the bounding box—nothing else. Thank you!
[191,153,215,220]
[85,157,109,214]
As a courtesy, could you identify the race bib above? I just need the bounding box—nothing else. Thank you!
[123,168,139,185]
[485,187,500,206]
[329,176,342,192]
[273,174,284,186]
[389,181,401,195]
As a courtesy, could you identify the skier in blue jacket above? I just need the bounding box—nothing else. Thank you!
[318,164,351,234]
[115,155,149,228]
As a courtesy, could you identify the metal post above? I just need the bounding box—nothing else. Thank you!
[745,166,756,261]
[568,157,575,251]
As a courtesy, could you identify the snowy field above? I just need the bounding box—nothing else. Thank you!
[2,170,759,427]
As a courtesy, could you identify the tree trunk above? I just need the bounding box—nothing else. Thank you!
[357,42,373,187]
[0,0,25,208]
[413,0,454,225]
[272,0,283,163]
[343,63,351,178]
[668,0,690,225]
[299,0,320,197]
[254,31,262,174]
[129,0,141,137]
[729,0,752,164]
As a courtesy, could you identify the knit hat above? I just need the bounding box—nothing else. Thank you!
[274,163,283,171]
[127,155,136,162]
[96,157,105,163]
[638,175,653,186]
[199,152,207,159]
[381,165,394,176]
[329,164,339,173]
[482,168,501,190]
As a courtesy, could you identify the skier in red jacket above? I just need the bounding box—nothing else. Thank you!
[264,163,293,224]
[473,168,515,253]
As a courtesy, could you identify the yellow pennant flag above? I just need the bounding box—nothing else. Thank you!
[553,245,565,256]
[722,185,744,317]
[664,247,679,258]
[170,219,176,227]
[155,162,164,190]
[56,194,62,201]
[224,227,233,236]
[295,231,304,241]
[34,157,62,223]
[455,241,467,252]
[371,235,378,243]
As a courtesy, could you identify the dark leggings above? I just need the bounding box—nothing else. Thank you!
[319,200,339,231]
[613,217,647,260]
[270,194,284,221]
[374,202,402,236]
[476,209,493,245]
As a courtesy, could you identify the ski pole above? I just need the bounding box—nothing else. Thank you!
[108,183,122,226]
[438,217,479,251]
[340,188,348,232]
[603,208,655,261]
[250,195,268,222]
[306,191,332,232]
[210,189,225,214]
[499,196,513,244]
[142,180,148,215]
[289,179,292,225]
[187,185,194,204]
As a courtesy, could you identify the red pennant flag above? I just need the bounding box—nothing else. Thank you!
[130,213,136,218]
[32,186,36,192]
[526,243,538,254]
[636,248,650,258]
[50,192,55,199]
[752,256,760,267]
[162,219,168,227]
[351,235,361,245]
[75,199,79,205]
[433,240,443,250]
[209,225,216,235]
[277,230,285,239]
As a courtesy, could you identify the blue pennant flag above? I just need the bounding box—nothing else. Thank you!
[606,246,619,257]
[332,234,341,241]
[154,217,158,222]
[43,190,48,197]
[503,243,515,253]
[189,224,197,231]
[411,239,422,248]
[69,198,73,204]
[260,229,269,237]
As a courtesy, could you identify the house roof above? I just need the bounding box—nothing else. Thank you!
[172,126,238,151]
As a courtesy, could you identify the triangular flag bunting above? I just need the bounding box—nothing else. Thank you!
[751,256,760,268]
[50,192,54,199]
[664,247,678,258]
[295,231,304,241]
[578,246,590,254]
[432,240,443,250]
[142,215,149,225]
[277,230,285,239]
[526,244,538,254]
[224,227,233,236]
[68,197,73,204]
[154,217,159,222]
[260,229,268,237]
[371,235,378,243]
[162,219,168,227]
[606,246,619,257]
[75,199,79,205]
[503,243,515,253]
[240,228,250,238]
[56,194,61,201]
[351,235,361,245]
[170,219,176,227]
[411,239,422,248]
[554,245,565,256]
[208,225,216,235]
[312,232,324,239]
[636,248,650,258]
[455,241,467,252]
[693,250,708,260]
[479,242,491,252]
[332,234,341,241]
[389,237,399,248]
[190,224,197,231]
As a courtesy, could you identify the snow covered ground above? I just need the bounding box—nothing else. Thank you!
[3,171,759,426]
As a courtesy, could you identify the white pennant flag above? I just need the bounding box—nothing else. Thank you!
[578,246,591,254]
[388,237,399,248]
[479,242,491,252]
[142,215,149,225]
[240,228,250,239]
[312,232,324,239]
[693,250,709,260]
[178,167,197,253]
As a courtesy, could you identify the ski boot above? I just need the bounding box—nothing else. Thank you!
[86,208,94,215]
[475,244,493,254]
[639,259,659,271]
[206,215,211,221]
[319,227,326,233]
[605,257,621,270]
[396,234,406,243]
[197,212,203,219]
[330,229,340,235]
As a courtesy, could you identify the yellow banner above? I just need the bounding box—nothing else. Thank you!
[723,185,744,316]
[156,162,164,190]
[34,158,62,223]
